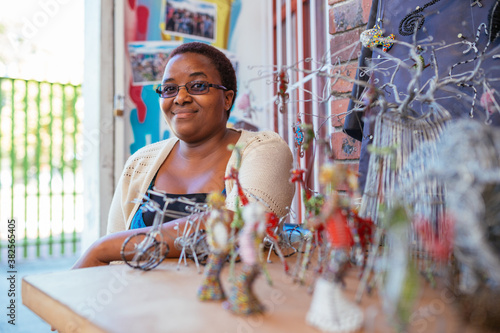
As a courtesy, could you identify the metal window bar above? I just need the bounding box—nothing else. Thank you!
[0,77,83,261]
[272,0,331,222]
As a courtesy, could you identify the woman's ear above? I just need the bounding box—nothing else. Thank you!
[224,90,235,111]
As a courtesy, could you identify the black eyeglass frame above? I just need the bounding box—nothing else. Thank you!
[155,80,228,98]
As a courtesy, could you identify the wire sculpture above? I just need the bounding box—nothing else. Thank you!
[175,202,210,273]
[120,189,208,271]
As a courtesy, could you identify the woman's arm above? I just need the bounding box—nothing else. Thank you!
[72,211,214,269]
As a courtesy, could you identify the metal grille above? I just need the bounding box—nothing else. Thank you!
[270,0,331,221]
[0,77,83,261]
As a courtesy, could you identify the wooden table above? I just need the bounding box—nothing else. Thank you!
[22,255,488,333]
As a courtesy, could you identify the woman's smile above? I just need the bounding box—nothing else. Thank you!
[172,108,198,118]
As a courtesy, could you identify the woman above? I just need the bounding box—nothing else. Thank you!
[73,42,295,268]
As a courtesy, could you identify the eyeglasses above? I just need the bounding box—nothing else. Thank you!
[155,80,228,98]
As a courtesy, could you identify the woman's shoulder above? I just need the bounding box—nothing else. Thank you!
[237,129,288,146]
[234,129,292,160]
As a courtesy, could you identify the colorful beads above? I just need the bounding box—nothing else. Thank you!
[360,25,395,52]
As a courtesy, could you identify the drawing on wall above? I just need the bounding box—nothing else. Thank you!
[128,41,182,86]
[161,0,217,43]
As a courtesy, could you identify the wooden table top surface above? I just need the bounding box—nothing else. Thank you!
[22,253,490,333]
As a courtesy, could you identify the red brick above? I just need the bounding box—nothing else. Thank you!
[361,0,372,23]
[330,27,363,63]
[331,131,361,160]
[329,0,372,34]
[331,97,351,127]
[329,61,357,93]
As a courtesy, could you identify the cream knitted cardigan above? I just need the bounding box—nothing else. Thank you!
[107,129,295,234]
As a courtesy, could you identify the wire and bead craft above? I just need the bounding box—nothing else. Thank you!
[197,192,233,301]
[174,201,210,273]
[223,203,268,316]
[304,163,367,333]
[120,188,207,271]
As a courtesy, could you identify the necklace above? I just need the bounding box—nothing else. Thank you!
[398,0,442,36]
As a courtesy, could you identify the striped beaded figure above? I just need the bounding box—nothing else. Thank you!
[197,193,232,301]
[223,203,267,315]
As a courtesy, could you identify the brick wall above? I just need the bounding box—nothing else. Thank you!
[327,0,371,190]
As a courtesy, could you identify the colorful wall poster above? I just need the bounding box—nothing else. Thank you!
[128,41,182,86]
[161,0,217,43]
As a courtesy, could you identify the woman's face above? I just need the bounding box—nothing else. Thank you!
[160,52,234,143]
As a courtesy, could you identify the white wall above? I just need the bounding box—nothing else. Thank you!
[227,0,275,131]
[82,0,115,250]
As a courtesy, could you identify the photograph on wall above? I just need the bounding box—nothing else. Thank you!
[161,0,217,43]
[128,41,182,86]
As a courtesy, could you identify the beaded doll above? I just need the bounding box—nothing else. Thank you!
[197,192,232,301]
[223,203,267,315]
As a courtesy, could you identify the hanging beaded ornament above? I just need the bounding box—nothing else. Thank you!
[294,121,305,157]
[486,0,500,44]
[398,0,442,36]
[276,68,290,113]
[360,25,395,52]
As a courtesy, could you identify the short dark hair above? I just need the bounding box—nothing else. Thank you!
[168,42,237,114]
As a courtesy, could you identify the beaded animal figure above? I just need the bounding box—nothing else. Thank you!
[360,25,395,52]
[293,122,315,158]
[276,68,290,113]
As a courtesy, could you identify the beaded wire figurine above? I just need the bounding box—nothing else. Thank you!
[293,122,315,159]
[221,144,269,315]
[360,25,395,52]
[306,163,364,333]
[223,203,267,315]
[289,168,326,285]
[223,144,252,280]
[175,201,209,273]
[276,68,290,113]
[377,203,420,332]
[120,189,174,270]
[197,192,232,301]
[121,189,207,271]
[262,212,290,273]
